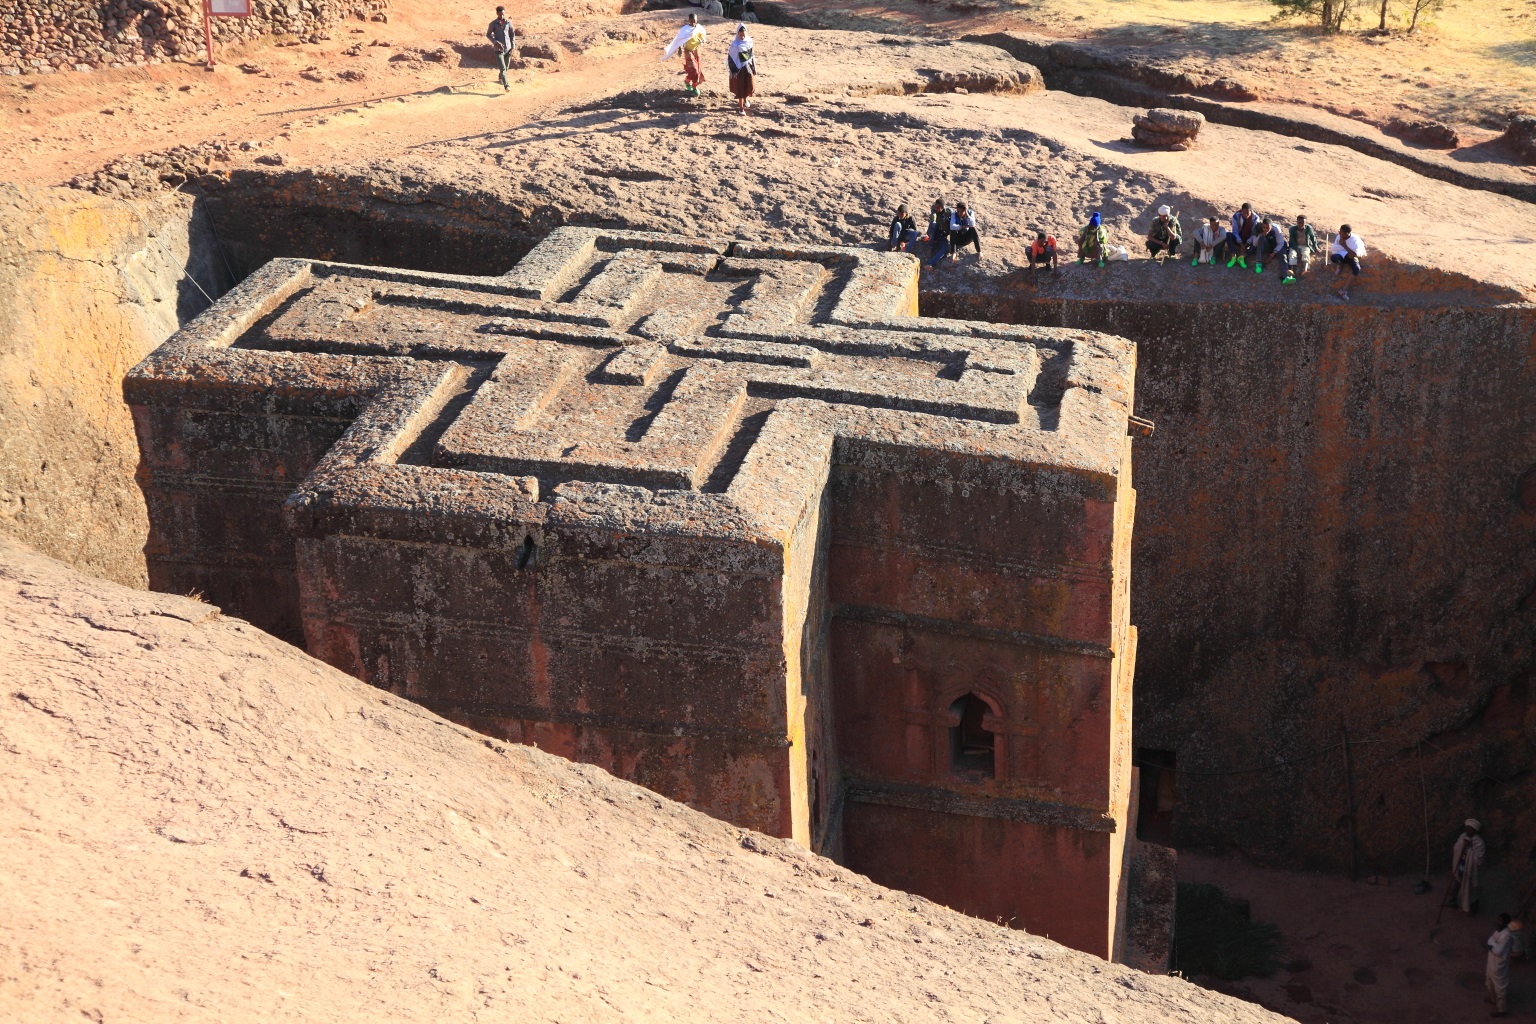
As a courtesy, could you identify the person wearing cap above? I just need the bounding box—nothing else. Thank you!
[1191,215,1227,267]
[1453,819,1487,914]
[1028,230,1058,282]
[486,5,516,91]
[1487,913,1515,1017]
[1145,205,1182,263]
[1077,211,1108,267]
[726,23,755,114]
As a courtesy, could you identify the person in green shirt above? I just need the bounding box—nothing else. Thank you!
[1281,214,1320,285]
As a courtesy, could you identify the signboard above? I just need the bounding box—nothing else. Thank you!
[209,0,251,15]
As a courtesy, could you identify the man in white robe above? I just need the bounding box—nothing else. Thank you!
[1453,818,1486,914]
[1486,913,1514,1017]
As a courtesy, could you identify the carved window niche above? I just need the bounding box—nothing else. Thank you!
[948,692,1003,782]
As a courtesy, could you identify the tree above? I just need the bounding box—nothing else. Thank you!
[1270,0,1356,32]
[1378,0,1391,31]
[1408,0,1452,32]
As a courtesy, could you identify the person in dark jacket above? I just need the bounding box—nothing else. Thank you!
[923,198,951,265]
[1252,217,1287,275]
[1225,202,1260,269]
[948,202,981,257]
[487,6,515,91]
[887,204,919,252]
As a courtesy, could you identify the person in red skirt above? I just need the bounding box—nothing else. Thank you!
[662,13,708,97]
[727,24,756,113]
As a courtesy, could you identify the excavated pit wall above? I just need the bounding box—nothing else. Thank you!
[0,184,224,586]
[150,174,1536,876]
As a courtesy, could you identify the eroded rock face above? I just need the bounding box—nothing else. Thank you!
[1132,107,1204,149]
[0,184,222,587]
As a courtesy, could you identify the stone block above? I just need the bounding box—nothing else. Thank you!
[126,228,1141,960]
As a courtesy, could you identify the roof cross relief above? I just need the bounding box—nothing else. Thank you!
[254,230,1045,493]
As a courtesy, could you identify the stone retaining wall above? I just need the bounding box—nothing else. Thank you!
[0,0,388,76]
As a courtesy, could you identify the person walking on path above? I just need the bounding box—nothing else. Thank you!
[1487,913,1515,1017]
[1144,205,1181,263]
[1453,819,1487,914]
[487,6,515,91]
[663,14,708,97]
[1281,214,1319,285]
[1191,215,1226,266]
[1225,202,1260,269]
[1077,211,1108,267]
[727,23,755,114]
[1329,223,1367,301]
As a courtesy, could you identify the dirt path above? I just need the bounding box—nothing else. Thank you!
[0,0,664,186]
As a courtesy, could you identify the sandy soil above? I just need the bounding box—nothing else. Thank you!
[777,0,1536,142]
[0,536,1293,1023]
[1179,851,1536,1024]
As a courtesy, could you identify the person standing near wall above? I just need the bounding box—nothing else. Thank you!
[1452,819,1487,914]
[1486,913,1515,1017]
[486,6,515,92]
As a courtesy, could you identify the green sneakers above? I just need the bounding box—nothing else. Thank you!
[1226,256,1237,268]
[1237,257,1248,269]
[1191,257,1200,267]
[1255,263,1264,274]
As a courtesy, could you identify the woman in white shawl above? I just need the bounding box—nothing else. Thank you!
[662,13,707,97]
[727,24,755,113]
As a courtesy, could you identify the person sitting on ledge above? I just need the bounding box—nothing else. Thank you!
[1192,215,1227,266]
[1281,213,1319,285]
[1329,223,1366,301]
[1252,216,1286,276]
[1144,205,1182,263]
[1226,202,1260,269]
[887,204,919,253]
[948,202,981,258]
[1028,230,1058,281]
[922,197,951,266]
[1077,211,1108,267]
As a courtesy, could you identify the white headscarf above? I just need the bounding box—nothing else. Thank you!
[728,25,754,71]
[663,21,704,60]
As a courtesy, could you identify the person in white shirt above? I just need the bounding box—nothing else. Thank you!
[1329,223,1367,301]
[1486,913,1515,1017]
[1191,215,1227,266]
[1452,818,1486,914]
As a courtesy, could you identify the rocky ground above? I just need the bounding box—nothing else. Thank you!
[0,537,1291,1023]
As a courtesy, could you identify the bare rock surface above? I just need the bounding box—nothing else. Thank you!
[0,537,1292,1023]
[1507,113,1536,164]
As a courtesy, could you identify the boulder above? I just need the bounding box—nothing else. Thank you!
[1385,117,1459,149]
[1504,114,1536,164]
[519,39,561,61]
[1132,107,1204,150]
[1199,76,1259,102]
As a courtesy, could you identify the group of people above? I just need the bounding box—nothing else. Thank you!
[1450,818,1527,1019]
[661,12,758,112]
[886,197,982,269]
[1076,202,1368,299]
[884,199,1368,299]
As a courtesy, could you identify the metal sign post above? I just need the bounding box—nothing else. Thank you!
[201,0,252,69]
